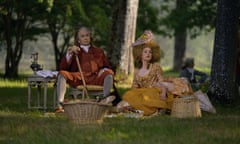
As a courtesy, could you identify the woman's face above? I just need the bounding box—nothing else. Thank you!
[141,47,152,62]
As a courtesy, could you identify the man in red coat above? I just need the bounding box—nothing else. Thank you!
[56,26,114,112]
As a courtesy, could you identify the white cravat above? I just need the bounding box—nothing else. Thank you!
[187,68,194,81]
[80,45,90,53]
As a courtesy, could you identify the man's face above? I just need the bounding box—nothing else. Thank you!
[77,28,91,45]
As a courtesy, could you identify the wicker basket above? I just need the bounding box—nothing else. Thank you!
[64,100,111,124]
[171,96,201,118]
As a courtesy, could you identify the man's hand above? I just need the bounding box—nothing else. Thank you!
[68,45,80,55]
[98,68,106,77]
[97,68,114,77]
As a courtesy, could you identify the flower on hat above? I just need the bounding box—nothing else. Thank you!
[132,30,153,47]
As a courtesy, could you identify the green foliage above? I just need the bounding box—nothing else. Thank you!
[136,0,161,36]
[0,0,50,42]
[47,0,89,26]
[159,0,217,38]
[133,0,217,38]
[0,0,218,77]
[81,0,114,47]
[0,0,53,78]
[0,78,26,87]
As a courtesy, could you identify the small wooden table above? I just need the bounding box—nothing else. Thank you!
[27,75,56,112]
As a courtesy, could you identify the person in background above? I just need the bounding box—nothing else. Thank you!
[180,58,217,113]
[117,30,193,116]
[55,26,117,112]
[179,58,210,91]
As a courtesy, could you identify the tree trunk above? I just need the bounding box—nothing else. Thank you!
[50,30,61,71]
[53,41,68,71]
[48,22,70,71]
[108,0,139,75]
[3,10,24,78]
[208,0,239,105]
[173,30,187,72]
[5,45,21,78]
[172,0,187,72]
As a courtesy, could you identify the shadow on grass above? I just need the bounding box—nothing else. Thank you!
[0,87,57,113]
[1,86,240,144]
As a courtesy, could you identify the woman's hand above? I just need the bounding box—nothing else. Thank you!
[160,93,167,100]
[153,82,167,100]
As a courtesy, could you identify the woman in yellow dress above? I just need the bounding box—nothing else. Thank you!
[118,30,193,116]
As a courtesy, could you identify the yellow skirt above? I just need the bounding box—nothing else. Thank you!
[122,87,174,116]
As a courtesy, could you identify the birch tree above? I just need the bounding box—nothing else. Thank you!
[108,0,139,76]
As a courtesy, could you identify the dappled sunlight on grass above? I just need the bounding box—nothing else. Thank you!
[0,109,68,143]
[0,111,41,141]
[115,83,131,89]
[0,78,27,87]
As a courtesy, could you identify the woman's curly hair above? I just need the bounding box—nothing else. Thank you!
[133,40,164,67]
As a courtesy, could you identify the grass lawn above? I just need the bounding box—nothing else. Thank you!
[0,78,240,144]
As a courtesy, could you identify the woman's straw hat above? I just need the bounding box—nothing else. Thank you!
[132,30,163,63]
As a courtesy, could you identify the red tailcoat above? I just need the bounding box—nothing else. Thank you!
[59,46,114,88]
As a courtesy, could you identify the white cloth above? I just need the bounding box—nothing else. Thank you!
[66,52,72,62]
[80,45,90,53]
[36,70,58,78]
[187,68,195,81]
[194,90,216,114]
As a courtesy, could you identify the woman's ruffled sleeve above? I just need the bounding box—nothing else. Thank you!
[154,64,164,82]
